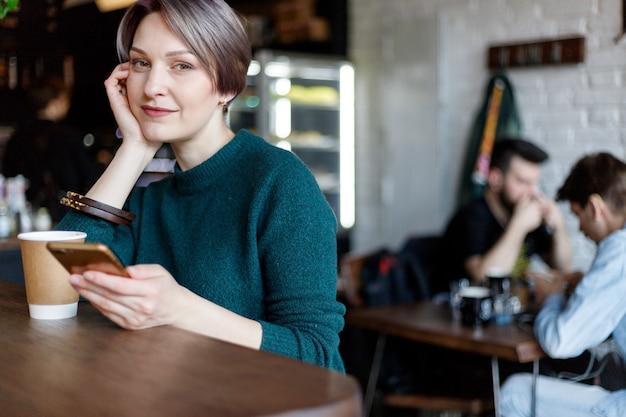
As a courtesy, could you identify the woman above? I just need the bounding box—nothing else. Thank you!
[500,152,626,416]
[57,0,345,371]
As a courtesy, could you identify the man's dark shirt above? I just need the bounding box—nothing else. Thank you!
[433,196,553,294]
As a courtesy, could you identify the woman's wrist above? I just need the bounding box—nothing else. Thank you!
[84,140,156,208]
[117,138,160,165]
[60,191,136,226]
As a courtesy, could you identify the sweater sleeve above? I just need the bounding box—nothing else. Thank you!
[253,154,345,372]
[54,191,141,266]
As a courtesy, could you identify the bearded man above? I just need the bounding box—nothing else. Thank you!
[434,138,573,293]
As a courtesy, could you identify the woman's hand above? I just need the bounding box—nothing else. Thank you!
[531,271,565,305]
[69,264,188,330]
[530,269,583,304]
[69,264,263,348]
[104,63,160,155]
[561,270,584,297]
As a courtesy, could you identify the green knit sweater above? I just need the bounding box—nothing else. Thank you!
[57,130,345,371]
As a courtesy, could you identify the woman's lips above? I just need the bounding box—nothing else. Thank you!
[141,105,175,117]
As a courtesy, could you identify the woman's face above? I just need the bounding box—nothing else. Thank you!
[126,12,225,144]
[571,201,603,243]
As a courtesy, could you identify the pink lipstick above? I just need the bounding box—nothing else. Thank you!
[141,105,175,117]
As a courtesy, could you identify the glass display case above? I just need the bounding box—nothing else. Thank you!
[230,50,355,231]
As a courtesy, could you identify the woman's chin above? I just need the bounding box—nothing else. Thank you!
[144,136,166,144]
[141,130,171,144]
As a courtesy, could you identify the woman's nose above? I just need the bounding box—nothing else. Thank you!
[144,68,168,97]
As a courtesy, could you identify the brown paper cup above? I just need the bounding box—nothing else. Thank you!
[18,231,87,319]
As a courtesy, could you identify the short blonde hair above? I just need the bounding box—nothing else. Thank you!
[116,0,251,100]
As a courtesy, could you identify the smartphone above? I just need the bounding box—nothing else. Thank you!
[47,242,130,277]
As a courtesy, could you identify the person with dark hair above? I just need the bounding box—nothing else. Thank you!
[1,75,105,222]
[489,138,549,173]
[500,152,626,416]
[435,138,572,291]
[55,0,345,371]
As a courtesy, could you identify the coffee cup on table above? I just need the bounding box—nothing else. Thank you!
[18,231,87,319]
[486,267,512,297]
[459,286,492,328]
[486,267,516,325]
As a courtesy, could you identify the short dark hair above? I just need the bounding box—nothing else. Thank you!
[557,152,626,211]
[490,138,549,174]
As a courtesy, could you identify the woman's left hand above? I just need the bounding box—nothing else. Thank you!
[69,264,187,330]
[531,270,566,305]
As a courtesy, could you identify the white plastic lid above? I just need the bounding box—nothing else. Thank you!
[18,231,86,241]
[459,286,490,298]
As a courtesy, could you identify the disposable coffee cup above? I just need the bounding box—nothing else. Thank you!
[459,286,492,327]
[18,231,87,319]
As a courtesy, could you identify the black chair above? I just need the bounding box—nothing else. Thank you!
[397,234,443,299]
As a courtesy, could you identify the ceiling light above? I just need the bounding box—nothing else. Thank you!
[95,0,135,12]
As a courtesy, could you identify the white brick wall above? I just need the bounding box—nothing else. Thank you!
[350,0,626,270]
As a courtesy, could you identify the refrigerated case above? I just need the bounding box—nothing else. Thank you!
[229,50,355,232]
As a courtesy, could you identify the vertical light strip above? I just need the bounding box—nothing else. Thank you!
[339,64,355,228]
[274,98,291,139]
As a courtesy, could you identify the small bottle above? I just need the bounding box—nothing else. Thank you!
[0,202,10,238]
[34,207,52,231]
[19,204,32,233]
[0,175,10,238]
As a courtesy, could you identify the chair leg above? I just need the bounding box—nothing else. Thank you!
[364,333,387,417]
[491,357,501,417]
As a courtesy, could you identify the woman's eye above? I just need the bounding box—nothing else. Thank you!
[131,59,149,69]
[174,62,193,71]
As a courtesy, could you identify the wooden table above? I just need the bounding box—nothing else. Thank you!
[0,280,362,417]
[0,236,20,251]
[346,301,545,417]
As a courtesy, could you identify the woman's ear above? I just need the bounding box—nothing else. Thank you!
[588,193,605,221]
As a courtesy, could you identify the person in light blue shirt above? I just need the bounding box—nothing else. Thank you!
[500,152,626,417]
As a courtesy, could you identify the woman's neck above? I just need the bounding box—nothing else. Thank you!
[172,127,235,171]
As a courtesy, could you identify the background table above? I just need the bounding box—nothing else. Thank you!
[0,280,362,417]
[346,301,544,417]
